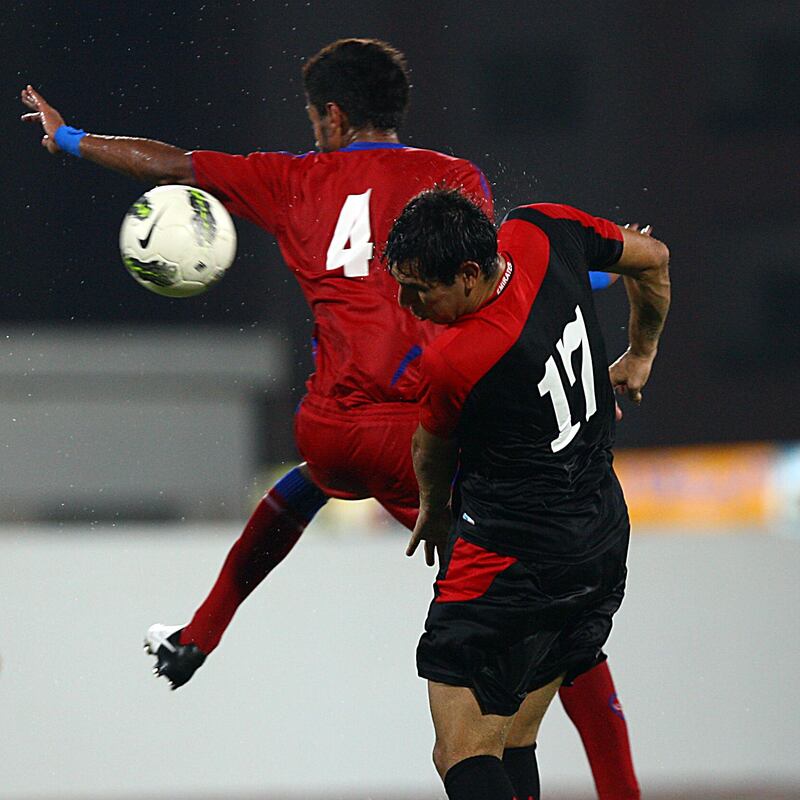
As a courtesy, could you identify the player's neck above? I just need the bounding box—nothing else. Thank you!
[473,256,509,311]
[346,127,400,146]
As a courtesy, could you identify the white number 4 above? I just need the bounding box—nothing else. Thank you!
[326,190,374,278]
[537,305,597,452]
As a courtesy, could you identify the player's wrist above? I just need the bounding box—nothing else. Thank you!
[628,343,657,360]
[53,124,86,157]
[418,499,452,518]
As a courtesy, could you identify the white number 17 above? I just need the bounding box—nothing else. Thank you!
[326,190,374,278]
[537,305,597,452]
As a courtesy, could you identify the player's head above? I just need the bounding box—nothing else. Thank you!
[303,38,409,151]
[386,188,499,324]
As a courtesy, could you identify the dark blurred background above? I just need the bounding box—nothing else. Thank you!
[5,0,799,455]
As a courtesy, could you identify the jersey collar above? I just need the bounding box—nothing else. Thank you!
[339,141,407,151]
[459,256,515,322]
[494,256,514,298]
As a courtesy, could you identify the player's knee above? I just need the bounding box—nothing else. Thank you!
[432,735,499,779]
[432,738,470,779]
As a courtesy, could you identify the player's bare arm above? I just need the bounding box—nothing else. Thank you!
[408,424,458,567]
[607,224,671,403]
[20,85,194,185]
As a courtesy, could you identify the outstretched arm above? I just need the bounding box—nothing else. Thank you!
[21,85,194,185]
[606,223,671,403]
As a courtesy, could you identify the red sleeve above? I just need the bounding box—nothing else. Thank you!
[528,203,623,268]
[445,160,494,221]
[191,150,295,234]
[418,345,472,439]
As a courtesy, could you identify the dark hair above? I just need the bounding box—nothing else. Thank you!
[302,38,410,132]
[385,188,498,285]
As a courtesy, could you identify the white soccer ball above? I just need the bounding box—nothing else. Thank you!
[119,185,237,297]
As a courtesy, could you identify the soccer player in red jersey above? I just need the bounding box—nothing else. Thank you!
[386,190,670,800]
[22,39,638,798]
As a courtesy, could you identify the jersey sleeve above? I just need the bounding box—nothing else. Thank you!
[505,203,623,269]
[190,150,295,234]
[445,160,495,221]
[418,345,472,439]
[589,271,620,291]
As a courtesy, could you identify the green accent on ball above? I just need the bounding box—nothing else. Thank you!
[123,256,177,287]
[128,198,153,220]
[187,188,217,244]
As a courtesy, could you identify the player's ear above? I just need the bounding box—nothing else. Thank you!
[458,261,481,292]
[325,102,349,135]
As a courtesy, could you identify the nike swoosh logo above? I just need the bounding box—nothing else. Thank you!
[138,208,167,249]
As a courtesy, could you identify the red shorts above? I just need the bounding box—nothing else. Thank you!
[294,397,420,529]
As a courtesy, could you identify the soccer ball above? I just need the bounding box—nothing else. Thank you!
[119,185,237,297]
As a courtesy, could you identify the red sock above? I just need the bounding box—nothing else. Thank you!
[180,485,317,654]
[558,660,640,800]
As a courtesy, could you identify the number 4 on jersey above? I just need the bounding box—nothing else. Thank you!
[538,305,598,452]
[326,190,374,278]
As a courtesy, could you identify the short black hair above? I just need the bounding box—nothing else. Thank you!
[385,188,498,285]
[303,38,409,132]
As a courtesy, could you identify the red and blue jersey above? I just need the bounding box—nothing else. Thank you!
[191,143,493,411]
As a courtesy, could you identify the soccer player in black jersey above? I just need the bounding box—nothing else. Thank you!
[386,189,670,800]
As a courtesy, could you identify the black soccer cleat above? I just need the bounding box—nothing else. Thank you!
[144,623,206,690]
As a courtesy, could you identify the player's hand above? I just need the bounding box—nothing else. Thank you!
[609,348,654,404]
[20,85,66,154]
[407,505,451,567]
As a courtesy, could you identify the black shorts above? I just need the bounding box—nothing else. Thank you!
[416,523,629,716]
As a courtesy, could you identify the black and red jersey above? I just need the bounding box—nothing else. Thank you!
[418,203,628,562]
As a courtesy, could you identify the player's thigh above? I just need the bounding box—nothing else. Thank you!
[294,402,419,503]
[505,674,564,748]
[293,404,365,498]
[358,411,419,515]
[428,681,515,777]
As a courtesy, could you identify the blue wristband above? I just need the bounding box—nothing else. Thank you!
[54,125,86,157]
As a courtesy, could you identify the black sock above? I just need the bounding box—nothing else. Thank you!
[502,745,540,800]
[444,755,517,800]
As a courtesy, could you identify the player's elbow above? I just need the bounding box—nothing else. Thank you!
[654,241,670,288]
[652,239,670,271]
[156,171,196,187]
[155,153,196,187]
[639,239,670,287]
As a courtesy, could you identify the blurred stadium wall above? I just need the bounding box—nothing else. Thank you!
[0,326,291,522]
[1,519,798,799]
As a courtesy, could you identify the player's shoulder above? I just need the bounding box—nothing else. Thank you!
[192,149,313,176]
[402,145,474,167]
[421,327,468,383]
[504,202,586,225]
[388,147,491,209]
[406,147,487,182]
[340,143,483,175]
[336,143,473,168]
[503,202,620,238]
[423,300,511,389]
[498,206,553,252]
